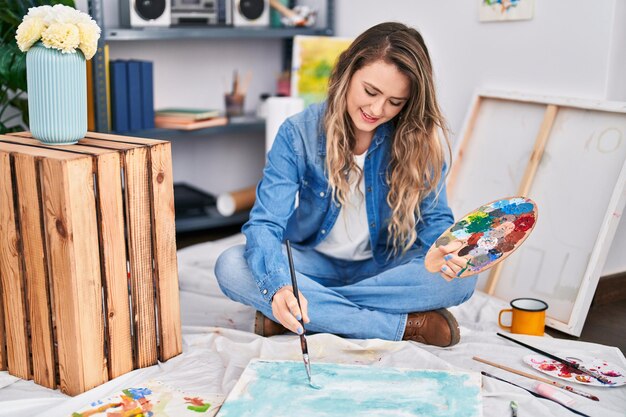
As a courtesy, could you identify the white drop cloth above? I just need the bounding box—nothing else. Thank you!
[0,233,624,417]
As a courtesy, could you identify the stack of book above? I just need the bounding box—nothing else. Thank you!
[109,59,155,133]
[154,108,228,130]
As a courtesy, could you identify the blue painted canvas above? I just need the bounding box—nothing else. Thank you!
[217,360,482,417]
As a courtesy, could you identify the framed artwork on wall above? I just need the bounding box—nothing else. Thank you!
[479,0,535,22]
[291,35,353,107]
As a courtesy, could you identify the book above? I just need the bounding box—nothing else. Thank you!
[127,60,142,131]
[155,115,228,130]
[155,108,221,120]
[104,44,111,131]
[140,60,155,129]
[109,60,129,133]
[153,115,222,124]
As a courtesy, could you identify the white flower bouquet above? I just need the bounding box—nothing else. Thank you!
[16,4,101,60]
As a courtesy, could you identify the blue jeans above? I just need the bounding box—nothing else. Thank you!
[214,245,477,341]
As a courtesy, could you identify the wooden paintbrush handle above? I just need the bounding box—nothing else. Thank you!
[473,356,556,386]
[269,0,297,18]
[473,356,600,401]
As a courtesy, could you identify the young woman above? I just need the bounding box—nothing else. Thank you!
[215,22,476,347]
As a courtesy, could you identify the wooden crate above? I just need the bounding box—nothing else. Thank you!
[0,132,181,396]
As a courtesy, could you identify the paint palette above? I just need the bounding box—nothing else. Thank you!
[524,354,626,387]
[425,196,537,278]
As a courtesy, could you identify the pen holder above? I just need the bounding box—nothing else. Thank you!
[225,93,245,117]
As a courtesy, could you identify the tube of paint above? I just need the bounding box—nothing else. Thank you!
[533,382,577,407]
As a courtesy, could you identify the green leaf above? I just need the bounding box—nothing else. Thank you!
[0,45,27,92]
[10,50,27,91]
[0,1,33,26]
[55,0,77,7]
[0,44,14,78]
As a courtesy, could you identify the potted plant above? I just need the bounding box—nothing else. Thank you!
[0,0,75,134]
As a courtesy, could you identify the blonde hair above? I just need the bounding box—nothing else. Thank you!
[324,22,451,256]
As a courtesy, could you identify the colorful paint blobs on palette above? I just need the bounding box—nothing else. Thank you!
[431,197,537,277]
[71,380,224,417]
[524,355,626,387]
[218,360,482,417]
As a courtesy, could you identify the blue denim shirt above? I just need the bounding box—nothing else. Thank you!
[242,103,454,304]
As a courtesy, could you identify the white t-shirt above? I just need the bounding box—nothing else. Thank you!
[315,152,373,260]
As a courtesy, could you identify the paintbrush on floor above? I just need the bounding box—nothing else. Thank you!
[482,371,591,417]
[286,240,317,388]
[473,356,599,401]
[496,332,612,385]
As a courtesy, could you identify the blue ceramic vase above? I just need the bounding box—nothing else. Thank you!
[26,43,87,145]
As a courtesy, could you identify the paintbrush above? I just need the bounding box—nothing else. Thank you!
[496,332,613,385]
[481,371,591,417]
[286,240,312,386]
[473,356,599,401]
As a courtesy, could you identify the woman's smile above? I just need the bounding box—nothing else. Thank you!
[360,108,380,123]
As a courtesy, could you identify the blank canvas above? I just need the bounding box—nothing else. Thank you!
[448,90,626,335]
[494,107,626,324]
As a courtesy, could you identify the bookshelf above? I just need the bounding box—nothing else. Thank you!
[105,26,331,41]
[131,116,265,140]
[87,0,335,134]
[85,0,334,232]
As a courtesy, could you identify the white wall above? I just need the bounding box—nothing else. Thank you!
[334,0,622,136]
[607,0,626,101]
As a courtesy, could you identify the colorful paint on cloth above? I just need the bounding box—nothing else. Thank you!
[524,354,626,387]
[427,196,537,277]
[218,360,482,417]
[71,380,224,417]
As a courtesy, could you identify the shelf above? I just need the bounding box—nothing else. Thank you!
[104,26,333,42]
[174,183,249,233]
[124,116,265,140]
[176,207,250,233]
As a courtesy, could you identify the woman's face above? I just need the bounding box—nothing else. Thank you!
[346,59,410,143]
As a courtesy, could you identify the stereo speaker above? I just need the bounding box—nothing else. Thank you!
[120,0,171,28]
[232,0,269,27]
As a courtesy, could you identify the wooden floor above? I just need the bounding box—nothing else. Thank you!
[177,229,626,356]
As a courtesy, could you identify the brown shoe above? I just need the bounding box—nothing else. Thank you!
[402,308,460,347]
[254,311,289,337]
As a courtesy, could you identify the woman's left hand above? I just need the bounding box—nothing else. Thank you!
[436,241,472,281]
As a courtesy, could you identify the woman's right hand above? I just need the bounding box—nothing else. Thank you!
[271,286,310,334]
